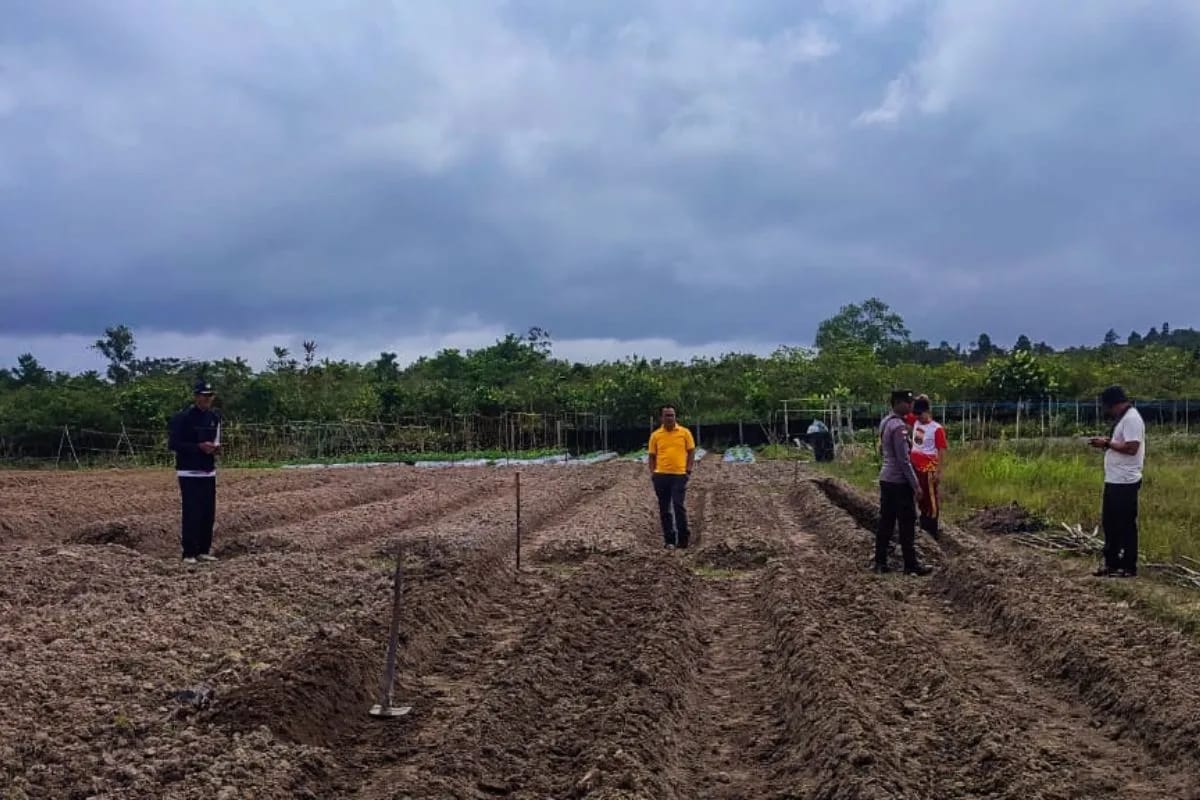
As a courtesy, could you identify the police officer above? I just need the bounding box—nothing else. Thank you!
[168,380,222,564]
[875,389,931,575]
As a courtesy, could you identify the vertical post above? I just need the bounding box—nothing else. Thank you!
[515,471,522,576]
[55,426,67,470]
[1016,400,1022,441]
[1187,398,1191,436]
[738,420,744,445]
[783,400,789,441]
[376,545,404,713]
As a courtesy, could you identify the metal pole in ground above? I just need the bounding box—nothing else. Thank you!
[515,471,522,577]
[369,545,411,718]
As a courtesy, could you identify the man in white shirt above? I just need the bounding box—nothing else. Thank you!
[1089,385,1145,578]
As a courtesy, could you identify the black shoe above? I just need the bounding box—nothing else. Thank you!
[1115,569,1137,578]
[872,563,891,574]
[1093,566,1116,577]
[904,564,933,576]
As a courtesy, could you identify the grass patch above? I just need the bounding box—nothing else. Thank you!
[816,442,1200,563]
[756,443,810,461]
[1099,580,1200,641]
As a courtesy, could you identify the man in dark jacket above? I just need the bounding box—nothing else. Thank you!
[168,380,222,564]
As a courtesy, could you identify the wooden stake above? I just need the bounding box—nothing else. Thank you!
[515,471,522,576]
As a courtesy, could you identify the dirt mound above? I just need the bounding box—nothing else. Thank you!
[211,623,381,748]
[692,539,779,570]
[70,520,141,548]
[372,535,471,576]
[358,552,703,799]
[966,502,1048,533]
[214,533,291,558]
[813,476,879,531]
[532,539,598,563]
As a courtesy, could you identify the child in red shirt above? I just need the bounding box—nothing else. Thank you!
[910,395,948,538]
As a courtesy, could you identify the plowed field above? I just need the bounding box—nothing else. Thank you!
[2,462,1198,799]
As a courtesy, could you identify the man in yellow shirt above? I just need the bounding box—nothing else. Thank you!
[648,405,696,548]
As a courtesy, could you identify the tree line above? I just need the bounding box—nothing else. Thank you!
[3,300,1199,435]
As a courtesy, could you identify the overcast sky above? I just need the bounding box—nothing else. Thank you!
[2,0,1198,373]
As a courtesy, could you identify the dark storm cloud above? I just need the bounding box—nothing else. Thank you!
[2,0,1198,362]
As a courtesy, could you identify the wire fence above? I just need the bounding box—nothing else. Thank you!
[779,398,1200,446]
[0,412,614,468]
[3,399,1198,468]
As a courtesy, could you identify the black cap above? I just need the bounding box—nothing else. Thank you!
[1100,385,1128,407]
[890,389,914,404]
[193,380,215,396]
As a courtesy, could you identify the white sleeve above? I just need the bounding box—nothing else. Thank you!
[1121,413,1144,443]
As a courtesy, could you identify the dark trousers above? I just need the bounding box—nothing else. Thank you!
[179,477,217,558]
[876,481,919,570]
[1102,481,1141,573]
[652,473,690,547]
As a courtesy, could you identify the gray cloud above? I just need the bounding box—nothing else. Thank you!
[2,0,1198,367]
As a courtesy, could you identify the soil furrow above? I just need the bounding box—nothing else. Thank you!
[0,468,614,799]
[69,474,433,557]
[788,475,1200,798]
[351,551,702,799]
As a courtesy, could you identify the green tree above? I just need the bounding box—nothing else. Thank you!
[91,325,139,384]
[985,350,1059,400]
[814,298,910,356]
[12,353,51,387]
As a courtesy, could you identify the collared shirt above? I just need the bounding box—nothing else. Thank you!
[649,425,695,475]
[879,413,919,488]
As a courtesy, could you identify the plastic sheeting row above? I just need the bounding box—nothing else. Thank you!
[722,446,756,464]
[281,452,620,470]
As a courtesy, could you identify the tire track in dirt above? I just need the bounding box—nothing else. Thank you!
[781,475,1200,798]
